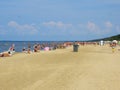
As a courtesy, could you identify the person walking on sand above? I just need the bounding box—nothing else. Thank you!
[111,42,116,53]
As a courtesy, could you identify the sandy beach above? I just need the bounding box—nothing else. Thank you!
[0,45,120,90]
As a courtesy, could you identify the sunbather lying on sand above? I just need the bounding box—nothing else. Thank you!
[0,51,12,57]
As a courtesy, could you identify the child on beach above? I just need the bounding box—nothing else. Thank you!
[27,48,31,54]
[27,44,32,54]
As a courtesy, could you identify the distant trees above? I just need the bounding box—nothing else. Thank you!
[103,34,120,41]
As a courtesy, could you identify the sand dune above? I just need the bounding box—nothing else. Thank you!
[0,45,120,90]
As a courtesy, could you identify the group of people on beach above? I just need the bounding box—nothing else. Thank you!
[0,40,120,57]
[22,43,41,54]
[0,42,72,57]
[22,43,68,54]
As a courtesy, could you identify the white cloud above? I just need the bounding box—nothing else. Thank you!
[87,21,100,33]
[86,21,113,35]
[8,21,38,35]
[87,21,96,30]
[105,21,113,28]
[43,21,56,27]
[8,21,18,27]
[43,21,72,28]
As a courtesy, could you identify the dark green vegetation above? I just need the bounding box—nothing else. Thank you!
[91,34,120,41]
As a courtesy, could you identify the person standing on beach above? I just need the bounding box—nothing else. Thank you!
[27,44,31,54]
[37,44,41,52]
[111,42,116,53]
[33,44,38,52]
[100,40,104,46]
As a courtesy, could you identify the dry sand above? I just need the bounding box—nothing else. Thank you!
[0,45,120,90]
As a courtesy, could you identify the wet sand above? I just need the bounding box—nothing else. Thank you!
[0,45,120,90]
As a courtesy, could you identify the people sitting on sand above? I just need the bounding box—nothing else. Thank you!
[33,44,41,52]
[0,51,12,57]
[0,44,15,57]
[22,47,31,54]
[22,47,26,52]
[37,44,41,52]
[27,48,31,54]
[22,47,27,53]
[33,44,38,52]
[8,44,15,54]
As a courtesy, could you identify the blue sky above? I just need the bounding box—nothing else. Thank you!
[0,0,120,41]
